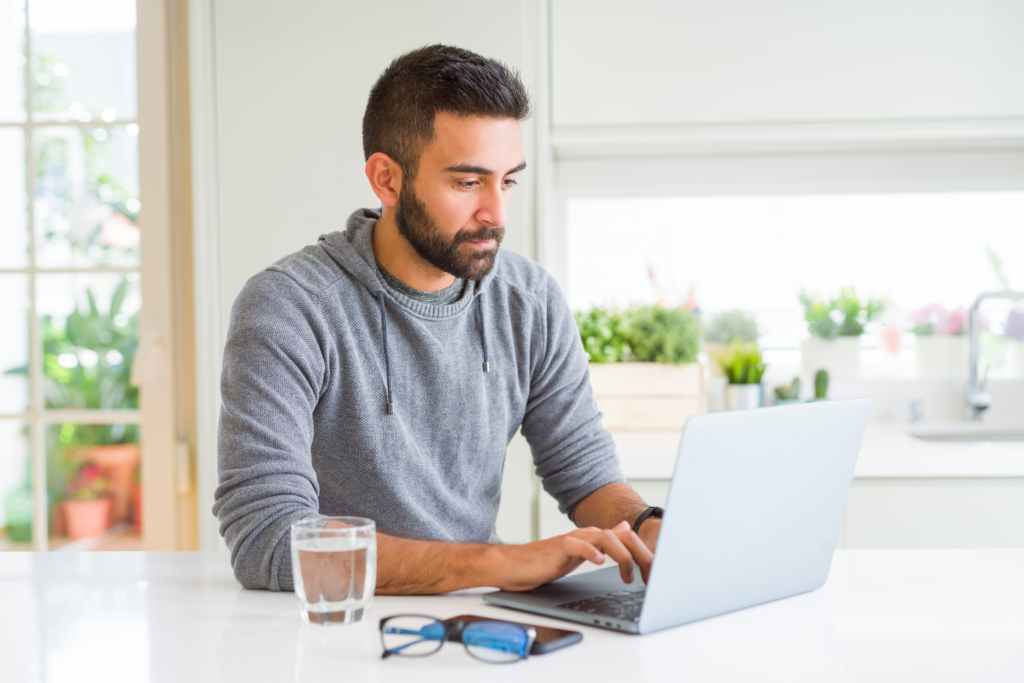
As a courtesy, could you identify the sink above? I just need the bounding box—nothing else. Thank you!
[907,424,1024,442]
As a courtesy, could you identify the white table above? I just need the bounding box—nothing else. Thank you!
[2,550,1023,682]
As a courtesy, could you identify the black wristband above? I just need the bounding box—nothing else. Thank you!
[631,506,664,534]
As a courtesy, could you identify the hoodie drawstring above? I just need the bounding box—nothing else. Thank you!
[376,292,395,414]
[377,290,490,415]
[477,293,490,373]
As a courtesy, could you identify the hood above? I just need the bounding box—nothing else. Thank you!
[316,208,496,415]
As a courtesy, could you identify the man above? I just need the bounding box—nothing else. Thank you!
[214,45,661,594]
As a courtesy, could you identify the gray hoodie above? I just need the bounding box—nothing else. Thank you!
[213,209,623,590]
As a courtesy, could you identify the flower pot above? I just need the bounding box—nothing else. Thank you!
[131,484,142,535]
[63,497,112,540]
[801,337,861,380]
[725,384,762,411]
[881,329,902,354]
[89,444,139,524]
[914,335,968,379]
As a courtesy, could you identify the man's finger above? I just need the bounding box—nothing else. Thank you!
[611,523,655,584]
[561,535,605,566]
[581,527,638,584]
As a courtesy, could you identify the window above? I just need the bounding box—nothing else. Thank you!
[0,0,150,551]
[565,191,1024,381]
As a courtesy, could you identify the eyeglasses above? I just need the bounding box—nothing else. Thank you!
[380,615,537,664]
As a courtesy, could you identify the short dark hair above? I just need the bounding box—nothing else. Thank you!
[362,45,531,178]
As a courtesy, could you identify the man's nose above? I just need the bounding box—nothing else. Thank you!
[476,182,508,228]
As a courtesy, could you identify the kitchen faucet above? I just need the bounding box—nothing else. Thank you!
[966,291,1024,421]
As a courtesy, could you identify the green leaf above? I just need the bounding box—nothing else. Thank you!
[109,278,128,318]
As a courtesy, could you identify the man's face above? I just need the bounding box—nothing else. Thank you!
[395,112,525,281]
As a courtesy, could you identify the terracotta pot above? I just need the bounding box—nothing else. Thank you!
[89,444,139,524]
[131,484,143,535]
[881,329,902,354]
[63,497,112,540]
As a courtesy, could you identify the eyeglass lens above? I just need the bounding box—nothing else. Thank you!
[381,616,529,663]
[462,621,531,663]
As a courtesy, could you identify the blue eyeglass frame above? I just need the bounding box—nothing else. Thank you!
[379,614,537,663]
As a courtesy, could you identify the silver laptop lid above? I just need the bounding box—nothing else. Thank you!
[639,398,870,634]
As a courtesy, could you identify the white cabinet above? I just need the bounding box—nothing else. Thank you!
[551,0,1024,130]
[842,478,1024,549]
[538,477,1024,549]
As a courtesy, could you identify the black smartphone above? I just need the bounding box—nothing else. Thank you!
[446,614,583,655]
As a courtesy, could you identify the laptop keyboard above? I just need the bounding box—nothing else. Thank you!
[556,589,645,622]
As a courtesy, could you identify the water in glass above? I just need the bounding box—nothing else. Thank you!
[291,517,376,625]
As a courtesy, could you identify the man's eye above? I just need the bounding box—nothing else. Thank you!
[459,181,479,189]
[503,179,518,188]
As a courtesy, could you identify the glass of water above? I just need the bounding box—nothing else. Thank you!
[291,516,377,625]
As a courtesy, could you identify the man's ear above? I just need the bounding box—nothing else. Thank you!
[365,153,403,206]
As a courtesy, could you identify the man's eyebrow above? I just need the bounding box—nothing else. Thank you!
[445,161,528,176]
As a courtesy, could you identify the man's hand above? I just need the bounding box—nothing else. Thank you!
[492,521,653,592]
[371,482,663,595]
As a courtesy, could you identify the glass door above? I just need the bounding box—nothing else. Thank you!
[1,0,150,551]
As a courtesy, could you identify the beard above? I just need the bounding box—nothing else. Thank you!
[394,183,504,281]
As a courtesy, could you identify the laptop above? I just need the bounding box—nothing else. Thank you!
[483,398,870,635]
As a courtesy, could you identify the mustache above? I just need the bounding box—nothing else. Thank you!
[453,226,504,246]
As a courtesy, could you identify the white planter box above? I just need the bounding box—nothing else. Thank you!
[801,336,861,380]
[588,362,706,431]
[915,335,968,379]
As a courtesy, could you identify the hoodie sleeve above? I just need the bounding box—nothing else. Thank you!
[519,274,625,519]
[213,270,327,591]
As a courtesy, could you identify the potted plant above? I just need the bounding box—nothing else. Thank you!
[6,279,141,530]
[703,310,759,378]
[3,461,34,543]
[62,463,111,540]
[799,288,884,380]
[713,343,766,410]
[773,376,802,405]
[909,304,968,379]
[814,369,830,400]
[576,304,705,431]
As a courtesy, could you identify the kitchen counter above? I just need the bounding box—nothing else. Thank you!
[614,423,1024,480]
[2,550,1022,682]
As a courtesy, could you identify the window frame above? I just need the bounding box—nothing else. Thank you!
[0,0,182,551]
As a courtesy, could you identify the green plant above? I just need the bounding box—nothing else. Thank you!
[712,343,766,384]
[575,307,631,363]
[8,278,139,417]
[774,376,802,401]
[5,278,139,508]
[814,369,830,399]
[625,305,702,365]
[800,288,884,339]
[704,310,759,344]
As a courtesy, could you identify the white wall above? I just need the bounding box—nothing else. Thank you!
[212,0,537,320]
[551,0,1024,128]
[196,0,542,547]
